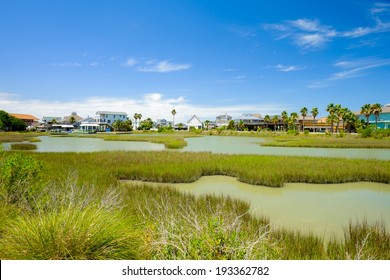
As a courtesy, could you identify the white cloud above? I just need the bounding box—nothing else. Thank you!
[0,91,287,123]
[274,64,307,72]
[137,60,192,73]
[124,58,137,67]
[50,62,82,67]
[265,3,390,50]
[330,57,390,80]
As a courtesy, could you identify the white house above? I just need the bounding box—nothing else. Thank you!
[95,111,128,125]
[187,115,203,130]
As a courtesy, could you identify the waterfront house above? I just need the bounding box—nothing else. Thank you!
[187,115,203,130]
[234,114,263,130]
[357,103,390,129]
[215,114,232,127]
[10,113,39,128]
[95,111,128,132]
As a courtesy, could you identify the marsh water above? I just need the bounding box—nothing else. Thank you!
[158,176,390,240]
[4,135,390,160]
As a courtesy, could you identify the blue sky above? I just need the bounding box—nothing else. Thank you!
[1,0,389,122]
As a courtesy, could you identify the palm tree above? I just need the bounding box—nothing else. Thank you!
[371,103,382,130]
[69,116,76,124]
[204,120,210,130]
[133,113,138,129]
[300,107,308,132]
[326,103,336,134]
[334,104,342,133]
[310,107,319,132]
[360,104,372,127]
[171,109,176,129]
[289,112,298,131]
[281,111,288,132]
[263,115,270,130]
[271,115,279,131]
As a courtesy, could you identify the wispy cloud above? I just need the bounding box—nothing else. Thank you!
[308,56,390,88]
[137,60,192,73]
[274,64,307,72]
[50,62,82,67]
[329,57,390,80]
[124,57,137,67]
[265,3,390,50]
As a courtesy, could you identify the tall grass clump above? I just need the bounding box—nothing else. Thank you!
[124,183,276,260]
[0,169,143,260]
[327,220,390,260]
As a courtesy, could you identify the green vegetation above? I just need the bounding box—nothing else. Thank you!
[260,134,390,149]
[10,143,37,150]
[0,153,389,260]
[0,132,46,143]
[0,110,27,131]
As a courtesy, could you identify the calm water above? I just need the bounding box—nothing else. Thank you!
[182,136,390,160]
[2,136,165,152]
[166,176,390,240]
[3,135,390,160]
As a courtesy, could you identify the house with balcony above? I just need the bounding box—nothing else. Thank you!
[234,113,263,130]
[95,111,128,132]
[10,113,39,128]
[215,114,232,127]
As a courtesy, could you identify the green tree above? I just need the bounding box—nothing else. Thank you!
[281,111,288,132]
[263,115,270,130]
[371,103,382,130]
[139,118,153,130]
[289,112,298,131]
[204,120,210,130]
[0,110,11,131]
[326,103,336,134]
[10,117,27,131]
[171,109,176,128]
[310,107,319,132]
[69,116,76,124]
[360,104,372,127]
[334,104,342,133]
[271,115,279,131]
[300,107,308,132]
[227,120,235,130]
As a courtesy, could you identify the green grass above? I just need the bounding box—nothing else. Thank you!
[260,134,390,148]
[27,151,390,188]
[66,133,189,149]
[0,132,46,143]
[10,143,37,150]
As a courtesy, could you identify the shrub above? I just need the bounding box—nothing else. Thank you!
[287,129,299,136]
[0,153,44,206]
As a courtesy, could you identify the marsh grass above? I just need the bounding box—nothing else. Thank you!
[0,172,143,260]
[261,134,390,148]
[30,151,390,188]
[0,132,46,143]
[10,143,37,150]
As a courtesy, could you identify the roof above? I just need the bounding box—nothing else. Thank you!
[96,111,127,115]
[187,115,202,124]
[10,113,39,120]
[236,113,262,120]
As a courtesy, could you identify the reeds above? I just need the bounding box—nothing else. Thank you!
[10,143,37,150]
